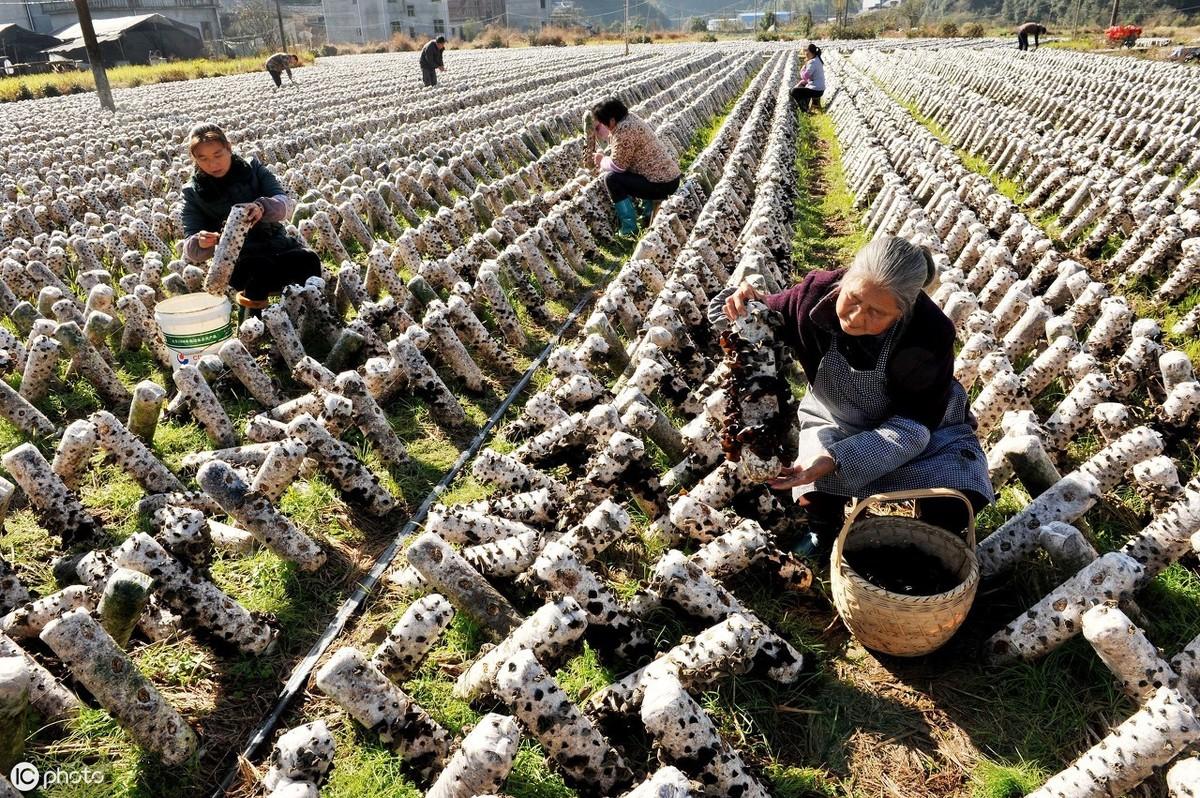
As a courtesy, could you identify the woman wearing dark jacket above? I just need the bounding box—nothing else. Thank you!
[179,123,321,311]
[724,236,993,552]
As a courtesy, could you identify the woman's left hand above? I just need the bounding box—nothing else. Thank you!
[241,202,264,225]
[766,452,836,489]
[592,152,604,169]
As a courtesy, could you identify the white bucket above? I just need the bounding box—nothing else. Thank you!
[154,293,233,370]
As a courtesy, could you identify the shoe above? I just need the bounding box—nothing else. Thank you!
[789,528,822,558]
[638,199,659,228]
[789,515,842,560]
[614,197,639,237]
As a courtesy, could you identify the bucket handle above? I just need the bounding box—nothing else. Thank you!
[831,488,976,571]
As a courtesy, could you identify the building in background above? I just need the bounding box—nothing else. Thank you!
[49,13,206,63]
[503,0,548,30]
[321,0,389,43]
[322,0,536,43]
[735,9,791,27]
[8,0,220,42]
[0,23,62,62]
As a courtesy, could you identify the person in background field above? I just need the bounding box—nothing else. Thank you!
[586,97,682,236]
[790,43,825,112]
[179,123,321,315]
[265,52,300,90]
[420,35,447,86]
[1017,22,1047,51]
[722,236,993,557]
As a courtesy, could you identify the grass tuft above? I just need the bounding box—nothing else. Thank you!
[971,758,1047,798]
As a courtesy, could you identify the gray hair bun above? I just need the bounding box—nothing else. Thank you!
[845,236,933,319]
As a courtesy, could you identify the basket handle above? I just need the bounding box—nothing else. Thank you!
[831,488,976,570]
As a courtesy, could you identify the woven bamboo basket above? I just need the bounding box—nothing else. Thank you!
[830,488,978,657]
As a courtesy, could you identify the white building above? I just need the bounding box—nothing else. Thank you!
[323,0,526,43]
[322,0,390,42]
[503,0,548,31]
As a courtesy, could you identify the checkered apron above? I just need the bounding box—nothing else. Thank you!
[794,326,993,503]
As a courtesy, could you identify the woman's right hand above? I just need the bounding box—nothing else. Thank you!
[723,280,766,321]
[196,231,220,249]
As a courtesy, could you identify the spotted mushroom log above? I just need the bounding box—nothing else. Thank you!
[314,646,449,781]
[426,713,521,798]
[196,460,326,572]
[369,594,455,684]
[494,648,632,796]
[404,531,522,639]
[1025,688,1200,798]
[40,608,198,766]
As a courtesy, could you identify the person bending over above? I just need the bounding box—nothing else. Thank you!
[265,52,300,90]
[1017,22,1047,51]
[420,36,446,86]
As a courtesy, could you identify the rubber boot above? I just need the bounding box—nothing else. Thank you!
[790,501,845,560]
[638,199,659,228]
[614,198,638,237]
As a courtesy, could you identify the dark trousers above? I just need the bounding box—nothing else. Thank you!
[268,69,283,87]
[1017,32,1029,50]
[231,247,322,301]
[791,86,824,111]
[422,66,437,86]
[803,489,988,541]
[602,170,680,203]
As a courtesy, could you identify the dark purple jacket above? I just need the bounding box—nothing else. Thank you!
[764,269,956,430]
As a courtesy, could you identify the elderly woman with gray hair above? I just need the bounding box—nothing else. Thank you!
[723,236,993,555]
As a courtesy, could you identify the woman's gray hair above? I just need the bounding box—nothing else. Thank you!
[844,236,936,319]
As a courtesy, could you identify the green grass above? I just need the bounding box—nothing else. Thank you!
[555,643,614,702]
[678,79,747,172]
[792,110,869,274]
[0,56,298,103]
[971,758,1047,798]
[766,763,840,797]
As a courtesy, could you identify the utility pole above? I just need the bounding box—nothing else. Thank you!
[71,0,115,112]
[275,0,287,49]
[1108,0,1119,25]
[623,0,629,55]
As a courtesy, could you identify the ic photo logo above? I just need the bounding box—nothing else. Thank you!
[9,762,105,792]
[9,762,37,791]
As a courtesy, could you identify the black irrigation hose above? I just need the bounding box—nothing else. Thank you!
[210,271,617,798]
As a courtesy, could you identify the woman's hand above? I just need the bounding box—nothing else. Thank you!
[196,231,220,249]
[723,280,766,321]
[241,202,264,225]
[766,453,837,489]
[592,151,604,169]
